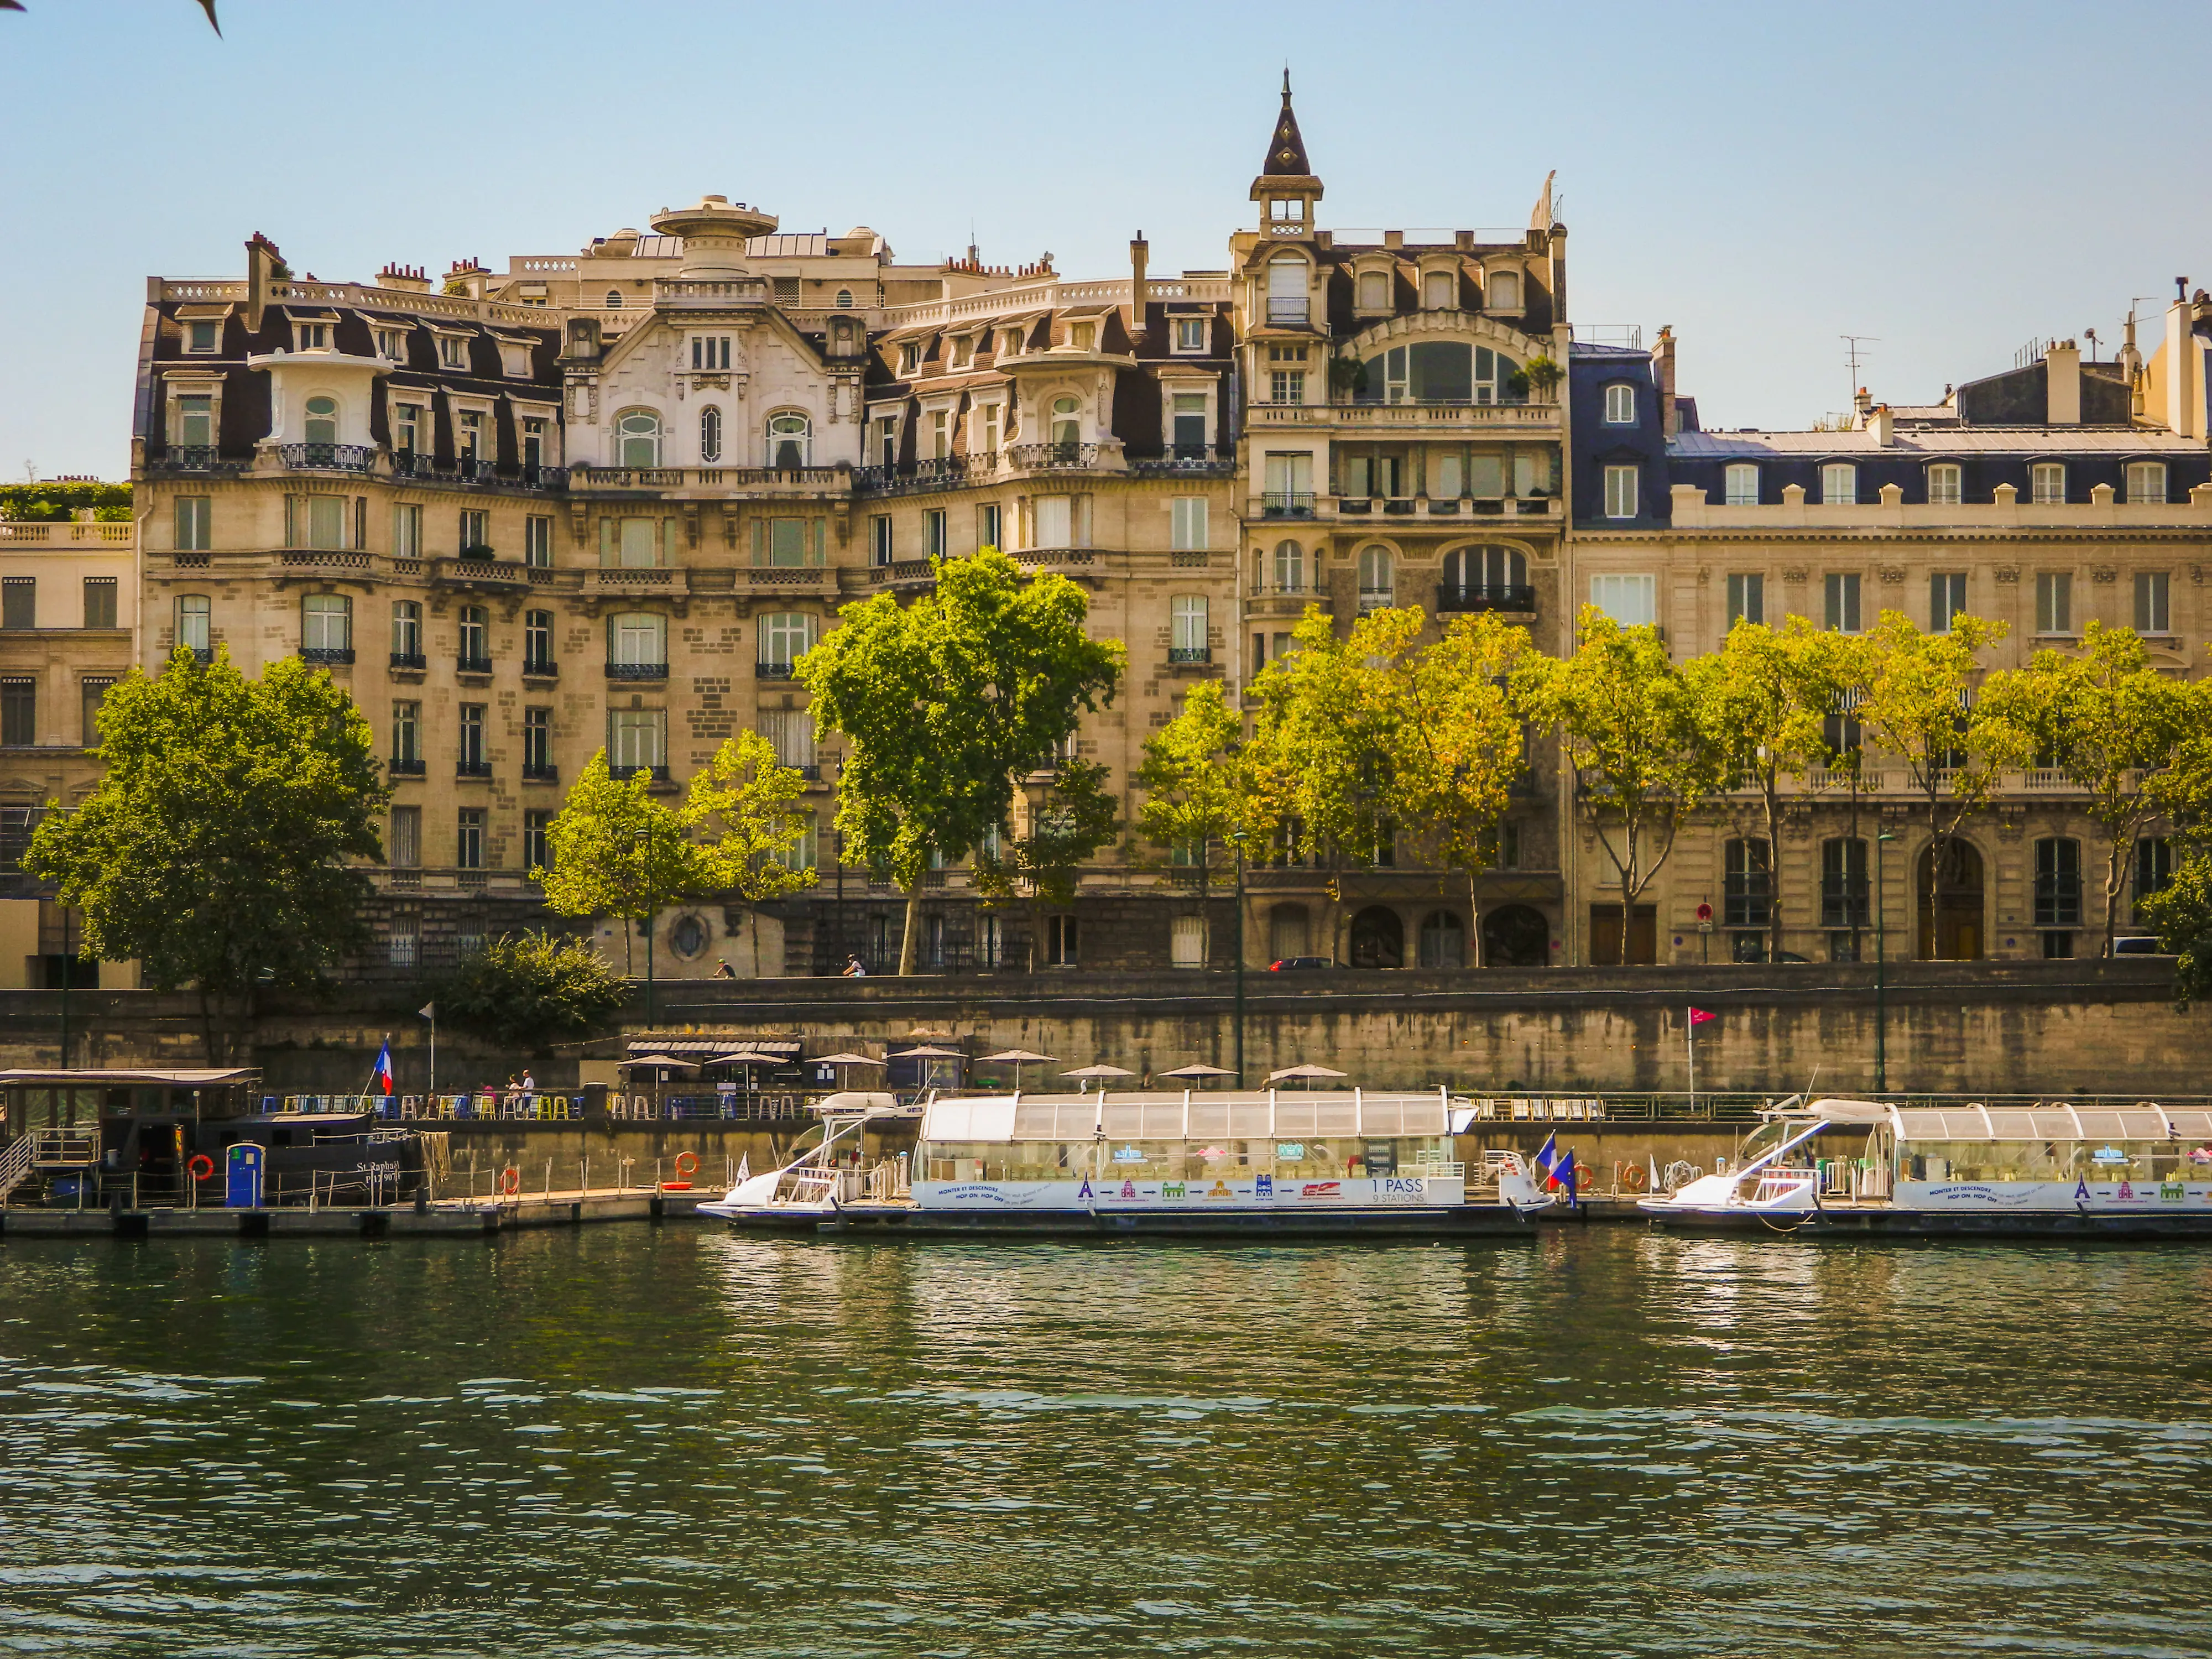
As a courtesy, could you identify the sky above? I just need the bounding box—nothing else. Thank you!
[2,0,2205,481]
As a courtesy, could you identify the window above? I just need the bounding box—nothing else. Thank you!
[1726,572,1764,627]
[1603,465,1639,519]
[609,707,666,775]
[759,706,815,772]
[374,327,407,361]
[870,515,893,566]
[523,810,552,873]
[523,707,552,775]
[833,288,854,310]
[1422,269,1455,310]
[610,612,666,669]
[1357,269,1390,311]
[457,704,487,770]
[1931,572,1967,633]
[176,594,210,654]
[1269,366,1306,403]
[392,701,420,766]
[1046,914,1079,968]
[80,578,116,630]
[2126,461,2167,503]
[1357,545,1395,609]
[458,604,490,670]
[1723,463,1760,506]
[759,612,816,670]
[439,334,467,369]
[2034,837,2081,927]
[1266,257,1308,326]
[1824,572,1862,633]
[1170,595,1208,660]
[393,403,424,456]
[898,342,924,377]
[921,509,948,559]
[295,321,329,352]
[1433,452,1464,499]
[1272,539,1304,593]
[456,808,484,870]
[614,410,661,468]
[1589,573,1657,627]
[177,394,213,450]
[392,503,421,559]
[767,413,811,468]
[773,276,800,306]
[690,335,732,371]
[1171,393,1207,455]
[978,403,1002,455]
[2135,571,2171,634]
[524,515,551,568]
[1171,914,1207,969]
[1442,545,1526,597]
[389,600,422,665]
[1603,383,1636,425]
[389,806,420,869]
[458,508,490,554]
[1823,710,1863,759]
[603,290,623,310]
[1486,270,1521,310]
[2136,837,2174,921]
[1927,463,1963,505]
[2036,571,2073,634]
[301,593,351,656]
[524,609,553,673]
[303,395,338,445]
[760,517,813,566]
[289,494,348,550]
[924,409,949,461]
[1050,398,1081,448]
[186,318,219,353]
[2031,462,2066,504]
[1035,494,1073,547]
[521,418,546,473]
[1171,497,1208,551]
[0,679,33,747]
[1820,838,1869,928]
[978,502,1001,551]
[1724,837,1773,928]
[80,677,111,746]
[699,404,722,463]
[1174,316,1207,353]
[174,495,211,551]
[1821,463,1858,505]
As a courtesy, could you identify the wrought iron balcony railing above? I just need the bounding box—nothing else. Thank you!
[455,759,493,778]
[606,661,669,681]
[389,651,427,670]
[279,442,374,473]
[1261,492,1315,517]
[387,757,425,777]
[298,645,355,665]
[1436,583,1536,614]
[456,654,494,676]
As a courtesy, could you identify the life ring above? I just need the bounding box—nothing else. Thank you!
[1619,1162,1647,1192]
[499,1166,521,1196]
[186,1154,215,1181]
[674,1151,698,1178]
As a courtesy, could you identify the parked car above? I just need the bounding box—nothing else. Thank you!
[2111,936,2173,956]
[1268,956,1332,972]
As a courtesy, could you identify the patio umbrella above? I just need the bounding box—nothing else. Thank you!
[811,1051,887,1091]
[1061,1062,1135,1094]
[1157,1062,1237,1090]
[619,1053,700,1070]
[980,1048,1058,1090]
[1266,1063,1348,1089]
[889,1044,965,1091]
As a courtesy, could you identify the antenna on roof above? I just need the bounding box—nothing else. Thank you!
[1840,335,1878,417]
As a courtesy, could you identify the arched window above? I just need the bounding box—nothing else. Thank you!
[1444,545,1527,601]
[303,395,338,445]
[604,290,623,309]
[1422,270,1455,310]
[698,405,722,464]
[1273,539,1304,594]
[1357,545,1394,609]
[766,413,810,469]
[1050,397,1081,450]
[1357,269,1390,310]
[834,288,854,308]
[1604,383,1636,425]
[1417,910,1465,968]
[1486,269,1521,310]
[1724,837,1773,932]
[1266,256,1308,325]
[1349,906,1405,969]
[614,410,661,468]
[1481,904,1548,967]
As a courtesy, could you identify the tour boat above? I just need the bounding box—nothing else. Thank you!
[697,1087,1552,1235]
[1640,1097,2212,1237]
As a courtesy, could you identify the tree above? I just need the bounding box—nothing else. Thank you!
[25,647,388,1059]
[1135,680,1273,967]
[1979,622,2195,953]
[799,550,1123,973]
[1515,606,1725,965]
[978,758,1120,969]
[2140,852,2212,1008]
[1685,617,1861,963]
[685,729,817,972]
[432,931,629,1051]
[1854,611,2013,960]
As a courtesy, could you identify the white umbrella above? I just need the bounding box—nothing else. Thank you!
[810,1051,886,1092]
[619,1053,700,1071]
[1157,1062,1237,1090]
[980,1048,1057,1089]
[1061,1062,1135,1094]
[889,1044,964,1091]
[1266,1063,1348,1089]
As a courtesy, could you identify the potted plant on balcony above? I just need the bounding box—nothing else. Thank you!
[1327,356,1368,400]
[459,543,498,561]
[1507,354,1562,404]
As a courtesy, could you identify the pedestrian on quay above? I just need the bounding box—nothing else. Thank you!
[842,955,867,977]
[503,1074,521,1117]
[713,959,736,978]
[521,1069,536,1116]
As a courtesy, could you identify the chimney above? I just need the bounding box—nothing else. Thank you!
[2167,291,2201,437]
[244,232,286,333]
[1867,404,1895,446]
[1853,385,1873,419]
[2044,338,2081,424]
[1129,231,1149,338]
[1652,325,1678,437]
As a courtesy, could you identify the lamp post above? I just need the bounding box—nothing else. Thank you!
[1875,828,1897,1092]
[1230,830,1247,1087]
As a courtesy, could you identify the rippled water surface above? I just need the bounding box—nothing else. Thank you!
[0,1226,2208,1656]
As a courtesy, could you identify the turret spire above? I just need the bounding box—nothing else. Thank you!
[1250,72,1324,206]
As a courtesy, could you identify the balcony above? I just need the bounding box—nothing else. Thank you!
[147,446,245,475]
[280,548,370,571]
[521,763,560,784]
[756,661,797,680]
[868,559,938,590]
[298,645,355,666]
[388,757,425,778]
[1357,588,1396,613]
[1007,441,1098,473]
[521,657,558,679]
[390,651,427,671]
[392,451,568,492]
[1167,646,1213,666]
[744,566,826,588]
[854,456,976,495]
[610,762,672,785]
[1265,299,1311,327]
[1245,400,1559,432]
[1131,448,1234,477]
[433,556,528,589]
[456,654,494,676]
[589,567,686,593]
[1261,492,1315,518]
[279,441,374,473]
[569,464,846,494]
[1436,583,1536,614]
[606,661,668,681]
[456,759,493,779]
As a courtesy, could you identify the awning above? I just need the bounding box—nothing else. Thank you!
[0,1068,258,1087]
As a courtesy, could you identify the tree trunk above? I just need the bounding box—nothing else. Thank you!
[1846,779,1864,961]
[1467,865,1484,969]
[2102,833,2128,956]
[1765,775,1786,966]
[898,879,924,976]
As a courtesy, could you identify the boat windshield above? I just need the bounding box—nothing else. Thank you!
[1736,1119,1804,1165]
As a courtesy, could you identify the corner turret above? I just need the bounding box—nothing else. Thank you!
[1251,70,1323,236]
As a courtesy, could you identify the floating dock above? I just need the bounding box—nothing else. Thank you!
[0,1188,717,1239]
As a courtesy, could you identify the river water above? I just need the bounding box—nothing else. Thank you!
[0,1225,2206,1657]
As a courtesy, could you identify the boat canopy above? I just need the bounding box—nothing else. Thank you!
[0,1068,258,1088]
[921,1089,1449,1144]
[1805,1098,2212,1142]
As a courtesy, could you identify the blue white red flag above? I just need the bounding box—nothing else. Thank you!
[1536,1133,1578,1194]
[372,1039,395,1095]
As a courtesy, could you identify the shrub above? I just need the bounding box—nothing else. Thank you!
[431,931,628,1051]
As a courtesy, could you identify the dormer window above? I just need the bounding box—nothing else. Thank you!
[951,336,973,369]
[1001,326,1025,356]
[1604,383,1636,425]
[1071,322,1096,352]
[1927,462,1963,505]
[439,334,467,370]
[185,319,220,353]
[1357,270,1390,311]
[294,321,329,352]
[899,341,923,377]
[498,340,533,378]
[456,410,484,461]
[690,336,731,371]
[1486,270,1522,311]
[373,327,407,361]
[1266,256,1309,326]
[1422,270,1455,310]
[1173,316,1207,353]
[393,403,423,457]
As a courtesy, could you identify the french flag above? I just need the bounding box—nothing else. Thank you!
[372,1039,395,1096]
[1536,1132,1578,1197]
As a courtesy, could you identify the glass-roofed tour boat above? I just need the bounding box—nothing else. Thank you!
[698,1086,1553,1236]
[1641,1097,2212,1237]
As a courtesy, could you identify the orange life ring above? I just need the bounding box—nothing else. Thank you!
[674,1151,698,1178]
[499,1166,521,1196]
[1619,1162,1647,1192]
[186,1154,215,1181]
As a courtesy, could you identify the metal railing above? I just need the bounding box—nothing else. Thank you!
[279,441,374,473]
[1436,583,1536,613]
[606,661,669,680]
[1008,441,1098,471]
[298,645,355,666]
[456,654,494,675]
[1261,492,1316,517]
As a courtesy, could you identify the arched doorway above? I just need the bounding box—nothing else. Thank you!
[1917,839,1985,960]
[1268,904,1310,963]
[1482,904,1549,967]
[1348,906,1405,969]
[1416,910,1465,968]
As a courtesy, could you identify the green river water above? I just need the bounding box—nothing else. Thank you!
[0,1225,2206,1657]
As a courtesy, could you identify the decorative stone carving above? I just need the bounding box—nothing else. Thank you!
[1878,565,1906,585]
[1781,566,1809,584]
[2091,565,2117,584]
[1994,565,2020,583]
[1695,567,1710,585]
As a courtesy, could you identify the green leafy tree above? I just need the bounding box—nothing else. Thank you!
[1854,611,2014,959]
[25,647,388,1058]
[978,758,1120,969]
[799,550,1122,973]
[432,931,629,1051]
[1515,606,1725,965]
[1978,621,2195,953]
[2140,853,2212,1007]
[1134,679,1274,967]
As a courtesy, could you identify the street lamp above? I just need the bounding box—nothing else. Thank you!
[1230,829,1248,1088]
[1875,828,1897,1092]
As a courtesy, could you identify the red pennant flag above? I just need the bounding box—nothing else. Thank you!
[1689,1008,1717,1026]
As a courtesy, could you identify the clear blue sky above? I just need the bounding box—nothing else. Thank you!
[3,0,2203,481]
